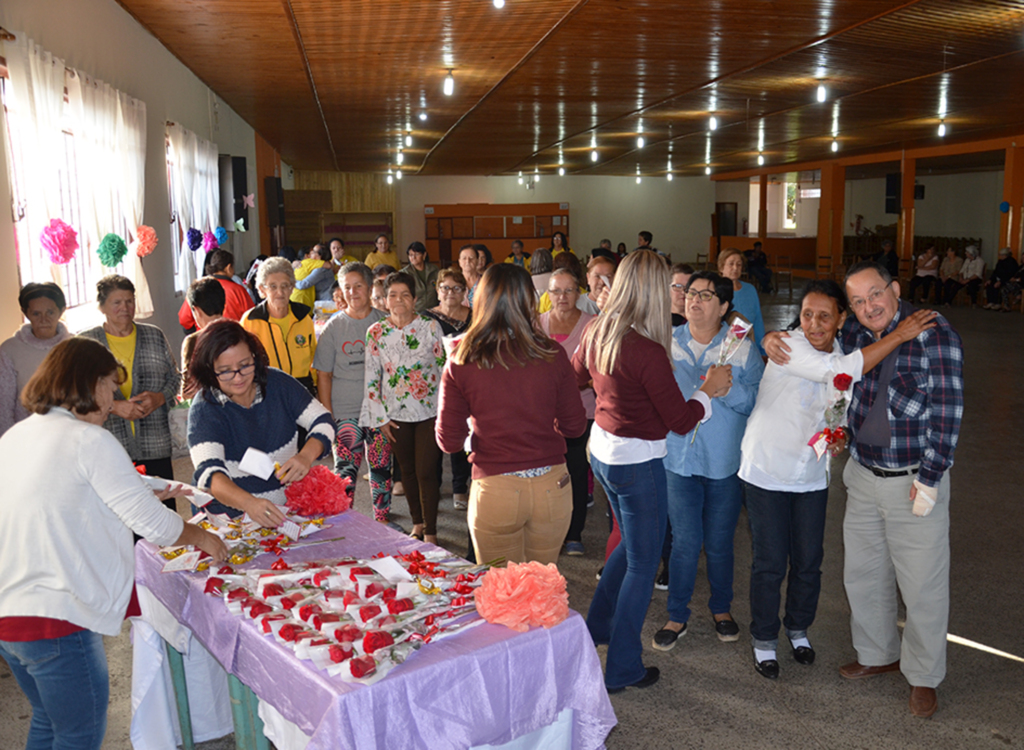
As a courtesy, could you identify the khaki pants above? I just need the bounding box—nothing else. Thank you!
[842,459,950,688]
[468,464,572,566]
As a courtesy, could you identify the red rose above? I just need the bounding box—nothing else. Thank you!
[217,566,234,575]
[336,624,361,643]
[227,588,248,601]
[248,602,272,618]
[204,577,225,595]
[329,644,352,663]
[349,656,377,679]
[833,373,853,391]
[342,590,359,607]
[298,604,318,622]
[279,624,301,641]
[313,568,333,586]
[349,566,374,582]
[358,605,381,622]
[280,596,299,610]
[364,582,386,598]
[261,583,285,597]
[270,558,291,571]
[362,630,395,654]
[387,598,414,615]
[381,588,397,601]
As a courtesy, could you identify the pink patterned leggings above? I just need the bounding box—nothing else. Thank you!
[333,418,393,521]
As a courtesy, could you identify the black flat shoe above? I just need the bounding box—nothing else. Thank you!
[754,652,780,680]
[607,667,660,694]
[793,645,816,665]
[651,623,687,651]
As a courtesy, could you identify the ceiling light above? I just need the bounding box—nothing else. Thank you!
[517,170,523,185]
[418,112,427,122]
[666,172,673,181]
[816,84,827,103]
[395,169,402,180]
[396,150,404,165]
[757,154,765,166]
[938,121,947,137]
[387,168,393,185]
[534,168,540,183]
[831,139,839,152]
[405,133,412,147]
[636,135,645,149]
[705,166,712,175]
[443,70,454,96]
[636,176,642,184]
[493,0,505,7]
[558,166,565,176]
[591,149,598,162]
[709,116,718,131]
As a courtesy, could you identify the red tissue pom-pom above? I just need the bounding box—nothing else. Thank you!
[362,630,394,654]
[833,373,853,391]
[350,656,377,679]
[132,225,158,258]
[475,561,570,633]
[284,465,353,517]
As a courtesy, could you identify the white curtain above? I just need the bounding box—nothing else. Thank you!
[167,123,219,291]
[5,33,67,239]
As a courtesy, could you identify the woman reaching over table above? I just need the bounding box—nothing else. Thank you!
[741,280,935,679]
[187,319,335,526]
[0,282,72,437]
[437,264,586,564]
[572,250,731,694]
[361,272,447,545]
[0,338,226,750]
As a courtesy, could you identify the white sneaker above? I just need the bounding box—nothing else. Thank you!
[453,493,468,510]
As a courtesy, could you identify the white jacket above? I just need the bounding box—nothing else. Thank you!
[0,408,183,635]
[739,330,863,491]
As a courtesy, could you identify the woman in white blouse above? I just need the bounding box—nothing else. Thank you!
[0,338,225,749]
[740,280,934,679]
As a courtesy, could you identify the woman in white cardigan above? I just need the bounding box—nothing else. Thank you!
[740,279,934,680]
[0,337,225,750]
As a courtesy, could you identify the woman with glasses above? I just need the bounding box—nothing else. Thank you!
[539,269,596,556]
[425,269,472,510]
[652,271,764,653]
[574,251,732,693]
[185,319,335,525]
[241,257,318,397]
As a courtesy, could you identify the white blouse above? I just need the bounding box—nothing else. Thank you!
[739,330,864,492]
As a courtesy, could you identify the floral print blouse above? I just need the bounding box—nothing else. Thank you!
[360,314,446,427]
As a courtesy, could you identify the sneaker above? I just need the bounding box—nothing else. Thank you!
[596,566,603,582]
[565,541,585,556]
[714,616,741,642]
[586,494,595,508]
[654,565,669,591]
[453,493,468,510]
[651,622,687,651]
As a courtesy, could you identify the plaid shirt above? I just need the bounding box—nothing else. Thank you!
[841,302,963,487]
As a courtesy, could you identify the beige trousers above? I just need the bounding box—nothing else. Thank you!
[468,464,572,566]
[842,459,951,688]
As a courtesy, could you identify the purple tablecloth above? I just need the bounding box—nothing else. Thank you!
[135,510,616,750]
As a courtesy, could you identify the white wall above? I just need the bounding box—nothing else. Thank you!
[0,0,260,352]
[845,178,891,235]
[714,181,751,235]
[394,175,716,262]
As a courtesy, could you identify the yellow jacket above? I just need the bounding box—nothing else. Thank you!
[504,253,532,271]
[240,301,318,393]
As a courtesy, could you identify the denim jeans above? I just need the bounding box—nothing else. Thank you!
[665,471,743,624]
[745,481,829,649]
[0,630,109,750]
[586,456,667,689]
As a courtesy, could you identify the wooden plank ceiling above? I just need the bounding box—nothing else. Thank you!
[117,0,1024,177]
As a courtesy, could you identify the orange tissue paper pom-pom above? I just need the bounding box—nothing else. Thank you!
[284,465,353,517]
[132,225,158,258]
[474,561,569,633]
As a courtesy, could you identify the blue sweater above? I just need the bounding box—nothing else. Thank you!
[665,322,764,479]
[187,368,335,516]
[731,281,766,355]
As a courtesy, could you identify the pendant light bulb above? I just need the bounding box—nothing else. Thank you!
[405,133,412,147]
[418,112,428,121]
[387,174,393,185]
[636,175,642,184]
[938,121,947,137]
[831,139,839,152]
[709,116,718,131]
[396,150,404,165]
[636,135,645,149]
[591,149,598,162]
[816,84,827,103]
[517,170,523,185]
[757,154,765,166]
[395,169,402,180]
[558,166,565,176]
[493,0,505,7]
[666,172,673,181]
[705,166,712,175]
[443,70,454,96]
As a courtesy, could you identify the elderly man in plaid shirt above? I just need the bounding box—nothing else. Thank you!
[766,260,963,719]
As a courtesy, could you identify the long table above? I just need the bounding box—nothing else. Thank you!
[133,509,617,749]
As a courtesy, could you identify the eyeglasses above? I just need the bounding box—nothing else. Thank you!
[438,285,465,294]
[849,283,891,311]
[549,288,576,297]
[670,284,687,291]
[685,289,717,302]
[215,362,256,382]
[263,283,293,294]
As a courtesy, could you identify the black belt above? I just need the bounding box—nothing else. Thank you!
[860,463,919,479]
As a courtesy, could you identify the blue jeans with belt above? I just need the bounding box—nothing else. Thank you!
[745,481,829,649]
[586,456,667,689]
[0,629,109,750]
[665,471,744,624]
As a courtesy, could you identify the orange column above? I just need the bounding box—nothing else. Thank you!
[1000,145,1024,259]
[254,131,282,258]
[758,174,768,240]
[816,162,845,278]
[898,155,916,266]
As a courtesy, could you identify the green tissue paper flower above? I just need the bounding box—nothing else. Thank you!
[97,233,128,267]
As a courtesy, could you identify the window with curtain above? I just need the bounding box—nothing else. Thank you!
[2,33,150,321]
[166,122,220,293]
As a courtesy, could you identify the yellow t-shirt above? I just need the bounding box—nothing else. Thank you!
[270,312,295,343]
[106,327,137,434]
[364,251,400,270]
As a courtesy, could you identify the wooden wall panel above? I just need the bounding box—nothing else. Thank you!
[253,131,281,259]
[293,171,396,213]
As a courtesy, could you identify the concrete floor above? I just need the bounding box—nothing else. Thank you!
[2,293,1022,749]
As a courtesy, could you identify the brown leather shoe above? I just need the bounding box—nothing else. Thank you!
[909,686,938,717]
[839,660,901,679]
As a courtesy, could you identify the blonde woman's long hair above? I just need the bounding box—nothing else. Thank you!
[580,249,671,375]
[451,264,558,369]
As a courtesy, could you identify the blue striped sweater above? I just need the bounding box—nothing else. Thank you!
[187,368,335,516]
